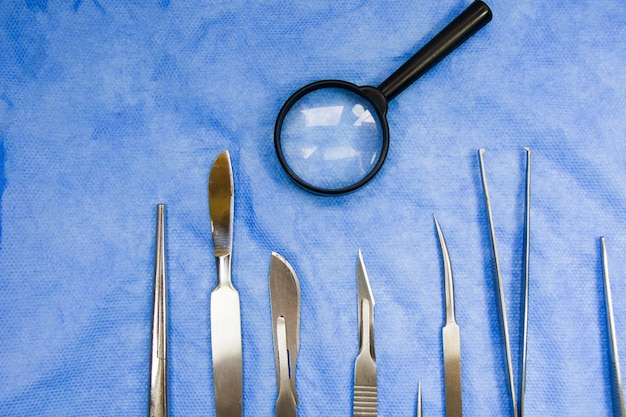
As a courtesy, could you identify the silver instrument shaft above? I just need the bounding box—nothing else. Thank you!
[520,147,531,417]
[149,204,167,417]
[416,382,423,417]
[479,148,531,417]
[601,237,626,417]
[434,216,462,417]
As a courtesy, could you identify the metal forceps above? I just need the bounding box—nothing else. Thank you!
[478,149,531,417]
[149,204,167,417]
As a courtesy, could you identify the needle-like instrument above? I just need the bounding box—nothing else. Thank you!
[149,204,167,417]
[478,148,531,417]
[416,382,423,417]
[601,237,626,417]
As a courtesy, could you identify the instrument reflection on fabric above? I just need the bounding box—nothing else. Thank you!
[274,1,492,195]
[269,253,301,417]
[434,216,462,417]
[208,151,243,417]
[600,238,626,417]
[478,148,531,417]
[354,251,377,417]
[149,205,167,417]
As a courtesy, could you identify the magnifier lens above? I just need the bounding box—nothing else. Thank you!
[278,87,384,191]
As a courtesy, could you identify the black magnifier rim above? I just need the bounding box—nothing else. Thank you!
[274,80,390,195]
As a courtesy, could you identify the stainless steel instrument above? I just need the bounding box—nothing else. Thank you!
[269,253,301,417]
[416,382,423,417]
[478,148,531,417]
[601,237,626,417]
[354,251,377,417]
[434,216,462,417]
[208,150,243,417]
[149,204,167,417]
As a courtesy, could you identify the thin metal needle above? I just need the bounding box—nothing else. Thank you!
[149,204,167,417]
[478,149,517,417]
[601,237,626,417]
[416,382,423,417]
[520,148,531,417]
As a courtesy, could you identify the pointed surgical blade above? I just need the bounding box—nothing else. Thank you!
[434,216,462,417]
[209,150,242,417]
[354,250,377,417]
[270,252,301,417]
[601,237,626,417]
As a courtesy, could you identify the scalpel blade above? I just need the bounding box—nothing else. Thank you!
[270,252,301,417]
[354,251,377,417]
[209,151,242,417]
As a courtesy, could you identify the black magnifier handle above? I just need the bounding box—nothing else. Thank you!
[378,0,492,101]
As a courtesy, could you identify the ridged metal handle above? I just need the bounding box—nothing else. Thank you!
[354,385,377,417]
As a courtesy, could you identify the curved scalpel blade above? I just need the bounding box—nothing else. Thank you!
[270,252,301,410]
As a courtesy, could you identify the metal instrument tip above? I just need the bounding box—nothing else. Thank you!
[417,382,423,417]
[357,251,375,306]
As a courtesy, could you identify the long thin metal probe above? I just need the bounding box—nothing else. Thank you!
[519,148,531,417]
[478,149,517,417]
[416,382,423,417]
[601,237,626,417]
[149,204,167,417]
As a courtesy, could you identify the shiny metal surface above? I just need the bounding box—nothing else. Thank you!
[478,148,531,417]
[208,151,242,417]
[601,238,626,417]
[275,317,297,417]
[434,216,462,417]
[354,251,377,417]
[269,252,301,417]
[520,147,531,417]
[149,204,167,417]
[416,382,422,417]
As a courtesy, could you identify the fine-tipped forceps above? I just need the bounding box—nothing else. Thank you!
[478,148,531,417]
[416,382,423,417]
[149,204,167,417]
[601,237,626,417]
[435,216,462,417]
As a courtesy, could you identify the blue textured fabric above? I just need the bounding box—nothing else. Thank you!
[1,1,626,416]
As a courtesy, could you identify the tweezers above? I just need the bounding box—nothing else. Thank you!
[149,204,167,417]
[479,148,530,417]
[601,237,626,417]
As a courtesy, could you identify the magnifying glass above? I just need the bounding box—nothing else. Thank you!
[275,1,492,195]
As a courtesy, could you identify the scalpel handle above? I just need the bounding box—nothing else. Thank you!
[211,254,243,417]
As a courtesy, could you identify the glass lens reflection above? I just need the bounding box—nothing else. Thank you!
[279,87,383,190]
